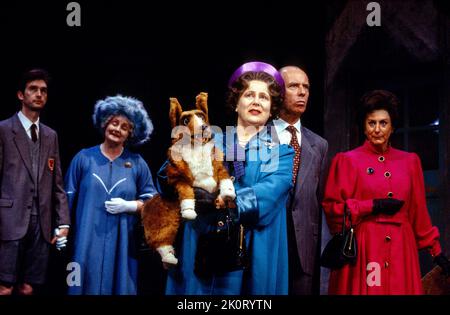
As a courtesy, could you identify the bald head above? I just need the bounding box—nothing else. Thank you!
[278,66,310,123]
[279,66,306,77]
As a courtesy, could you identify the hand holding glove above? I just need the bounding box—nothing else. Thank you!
[105,198,138,214]
[434,254,450,278]
[372,198,404,215]
[194,188,218,213]
[52,225,69,251]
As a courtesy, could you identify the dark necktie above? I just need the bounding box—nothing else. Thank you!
[287,125,301,185]
[30,123,38,142]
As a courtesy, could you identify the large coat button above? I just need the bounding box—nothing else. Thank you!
[378,156,385,162]
[387,192,394,198]
[384,171,391,178]
[367,167,374,175]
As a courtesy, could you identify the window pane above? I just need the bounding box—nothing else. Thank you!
[408,88,439,127]
[408,130,439,170]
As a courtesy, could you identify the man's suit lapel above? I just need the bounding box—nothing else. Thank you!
[38,125,51,183]
[12,114,34,179]
[296,127,313,193]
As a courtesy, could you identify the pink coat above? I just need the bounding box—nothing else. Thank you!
[323,140,441,294]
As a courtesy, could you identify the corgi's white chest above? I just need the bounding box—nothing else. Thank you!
[180,142,217,193]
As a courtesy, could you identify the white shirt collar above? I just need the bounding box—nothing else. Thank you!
[272,117,302,146]
[17,111,40,134]
[273,117,301,133]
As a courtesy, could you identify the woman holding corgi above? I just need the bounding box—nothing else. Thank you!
[165,62,295,294]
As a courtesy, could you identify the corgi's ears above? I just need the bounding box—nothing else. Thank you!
[170,93,208,128]
[169,98,182,129]
[195,92,208,120]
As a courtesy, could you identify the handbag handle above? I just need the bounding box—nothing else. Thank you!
[342,203,357,259]
[341,204,352,234]
[225,207,245,252]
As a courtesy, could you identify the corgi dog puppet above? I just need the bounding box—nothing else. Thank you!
[142,92,236,266]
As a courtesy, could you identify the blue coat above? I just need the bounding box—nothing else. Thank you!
[165,127,294,295]
[64,145,156,295]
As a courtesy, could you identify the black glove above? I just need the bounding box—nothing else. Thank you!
[194,188,218,214]
[372,198,404,215]
[434,254,450,277]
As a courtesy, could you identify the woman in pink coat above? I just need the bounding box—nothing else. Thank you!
[322,90,450,294]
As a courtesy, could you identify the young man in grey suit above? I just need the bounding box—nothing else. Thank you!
[0,69,70,295]
[273,66,328,295]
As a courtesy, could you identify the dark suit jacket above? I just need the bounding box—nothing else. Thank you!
[0,114,70,243]
[288,127,328,279]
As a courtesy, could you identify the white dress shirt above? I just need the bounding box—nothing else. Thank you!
[18,111,40,140]
[272,118,302,147]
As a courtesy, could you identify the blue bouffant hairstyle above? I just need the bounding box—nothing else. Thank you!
[92,95,153,146]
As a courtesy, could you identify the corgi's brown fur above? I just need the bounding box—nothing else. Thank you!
[142,92,235,266]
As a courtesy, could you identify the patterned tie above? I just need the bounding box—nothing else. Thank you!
[30,123,38,142]
[287,125,301,185]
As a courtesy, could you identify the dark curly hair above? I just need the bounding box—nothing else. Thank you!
[359,89,400,129]
[226,71,283,118]
[18,68,50,93]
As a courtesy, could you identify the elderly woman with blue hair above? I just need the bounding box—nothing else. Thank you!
[65,95,157,295]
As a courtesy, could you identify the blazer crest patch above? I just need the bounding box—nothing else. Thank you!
[48,158,55,171]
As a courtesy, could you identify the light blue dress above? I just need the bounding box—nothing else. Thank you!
[165,127,294,295]
[65,145,156,295]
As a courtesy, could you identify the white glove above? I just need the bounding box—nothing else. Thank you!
[219,178,236,201]
[54,226,69,251]
[105,197,138,214]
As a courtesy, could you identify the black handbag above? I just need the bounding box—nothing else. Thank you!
[194,208,249,278]
[320,205,357,269]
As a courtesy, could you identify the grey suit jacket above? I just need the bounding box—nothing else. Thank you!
[288,126,328,276]
[0,114,70,243]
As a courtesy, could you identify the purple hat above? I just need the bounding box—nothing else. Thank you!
[228,61,285,92]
